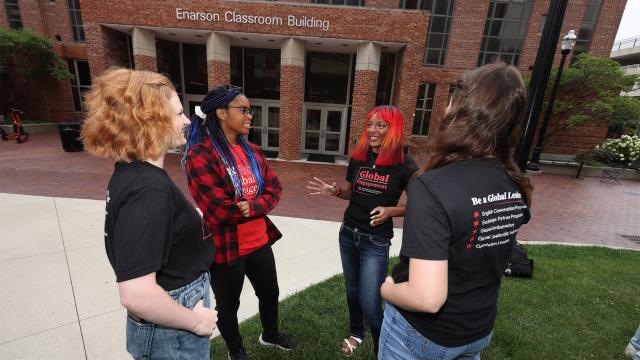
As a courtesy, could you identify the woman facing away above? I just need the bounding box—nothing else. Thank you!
[81,68,217,360]
[378,62,533,360]
[183,85,297,360]
[307,105,418,357]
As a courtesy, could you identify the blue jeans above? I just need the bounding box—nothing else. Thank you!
[379,303,493,360]
[126,272,211,360]
[630,325,640,360]
[339,223,391,353]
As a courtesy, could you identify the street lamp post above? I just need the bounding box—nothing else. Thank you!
[526,29,577,171]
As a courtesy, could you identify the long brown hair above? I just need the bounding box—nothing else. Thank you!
[423,62,533,206]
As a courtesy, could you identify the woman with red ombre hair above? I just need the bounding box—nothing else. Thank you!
[308,105,417,357]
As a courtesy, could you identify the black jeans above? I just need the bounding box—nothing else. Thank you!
[210,244,280,354]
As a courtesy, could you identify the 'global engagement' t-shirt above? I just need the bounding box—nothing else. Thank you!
[230,143,268,256]
[344,151,418,238]
[392,158,530,347]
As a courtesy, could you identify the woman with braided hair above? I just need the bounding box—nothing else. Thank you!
[183,85,297,360]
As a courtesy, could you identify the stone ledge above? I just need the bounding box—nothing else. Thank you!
[0,123,58,134]
[540,162,640,180]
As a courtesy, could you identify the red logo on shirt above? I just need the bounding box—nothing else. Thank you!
[237,164,258,198]
[353,167,390,196]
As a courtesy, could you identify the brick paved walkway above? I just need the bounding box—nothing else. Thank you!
[1,132,639,249]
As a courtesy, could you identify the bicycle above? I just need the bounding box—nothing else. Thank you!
[1,108,30,143]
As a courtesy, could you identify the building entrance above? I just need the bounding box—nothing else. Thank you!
[183,94,203,118]
[248,100,280,152]
[302,104,347,155]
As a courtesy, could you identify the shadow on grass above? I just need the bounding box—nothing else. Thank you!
[211,245,640,360]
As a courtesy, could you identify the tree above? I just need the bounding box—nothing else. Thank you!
[0,28,73,117]
[607,96,640,137]
[541,53,640,149]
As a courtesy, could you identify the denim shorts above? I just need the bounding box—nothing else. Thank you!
[126,272,211,360]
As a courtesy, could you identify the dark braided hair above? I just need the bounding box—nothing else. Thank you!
[182,85,265,199]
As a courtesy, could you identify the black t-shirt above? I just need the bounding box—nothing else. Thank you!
[392,158,530,347]
[344,152,418,238]
[104,161,214,291]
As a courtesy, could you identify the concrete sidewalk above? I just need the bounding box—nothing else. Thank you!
[0,193,402,360]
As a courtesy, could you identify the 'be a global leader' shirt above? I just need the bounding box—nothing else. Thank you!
[392,158,530,347]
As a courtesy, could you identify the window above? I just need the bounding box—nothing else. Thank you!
[571,0,602,63]
[5,0,22,29]
[412,83,436,136]
[156,40,182,93]
[182,44,208,95]
[68,0,85,42]
[448,83,456,102]
[375,52,397,105]
[68,60,91,112]
[477,0,533,66]
[538,14,546,35]
[400,0,456,66]
[244,48,280,100]
[230,46,243,87]
[229,47,281,100]
[312,0,364,5]
[305,52,351,104]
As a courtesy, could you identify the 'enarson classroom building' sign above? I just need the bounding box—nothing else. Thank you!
[176,8,331,31]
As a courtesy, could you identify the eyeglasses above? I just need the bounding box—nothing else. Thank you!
[227,105,255,116]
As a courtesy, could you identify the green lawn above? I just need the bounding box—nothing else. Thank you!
[211,245,640,359]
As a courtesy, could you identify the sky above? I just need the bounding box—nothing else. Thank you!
[615,0,640,41]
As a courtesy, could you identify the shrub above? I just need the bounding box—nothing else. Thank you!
[582,135,640,166]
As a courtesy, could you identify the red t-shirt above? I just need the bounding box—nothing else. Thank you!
[230,143,268,256]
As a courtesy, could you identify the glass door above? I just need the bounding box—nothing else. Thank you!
[248,100,280,151]
[183,94,204,118]
[302,105,347,155]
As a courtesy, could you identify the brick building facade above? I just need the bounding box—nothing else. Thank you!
[1,0,627,159]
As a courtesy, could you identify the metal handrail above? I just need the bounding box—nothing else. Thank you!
[612,36,640,51]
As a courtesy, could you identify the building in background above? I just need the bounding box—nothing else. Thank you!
[611,35,640,99]
[0,0,627,160]
[610,34,640,136]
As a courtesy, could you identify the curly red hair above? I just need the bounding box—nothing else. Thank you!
[81,68,177,162]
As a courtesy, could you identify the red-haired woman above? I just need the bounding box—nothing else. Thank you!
[308,105,417,357]
[81,69,217,359]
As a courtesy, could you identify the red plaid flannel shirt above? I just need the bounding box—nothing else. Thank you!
[185,138,282,265]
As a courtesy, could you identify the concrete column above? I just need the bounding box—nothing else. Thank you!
[278,37,305,160]
[349,42,381,152]
[132,27,157,72]
[206,32,231,88]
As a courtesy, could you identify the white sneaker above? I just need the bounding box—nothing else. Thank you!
[625,342,639,359]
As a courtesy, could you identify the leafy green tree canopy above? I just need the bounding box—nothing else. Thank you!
[0,28,73,82]
[543,53,640,148]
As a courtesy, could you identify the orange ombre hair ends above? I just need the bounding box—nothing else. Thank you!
[349,105,405,167]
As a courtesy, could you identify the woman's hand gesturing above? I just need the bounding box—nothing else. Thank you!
[307,176,339,196]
